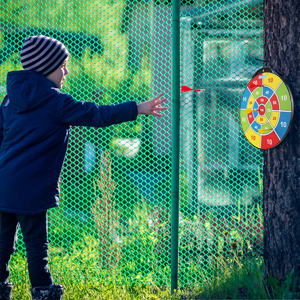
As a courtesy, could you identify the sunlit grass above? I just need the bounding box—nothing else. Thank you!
[9,248,300,300]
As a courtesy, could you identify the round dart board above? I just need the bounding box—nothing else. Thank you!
[240,67,294,149]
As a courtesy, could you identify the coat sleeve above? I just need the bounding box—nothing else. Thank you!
[0,99,5,146]
[58,95,138,127]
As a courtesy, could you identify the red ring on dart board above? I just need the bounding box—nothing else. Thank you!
[240,67,294,149]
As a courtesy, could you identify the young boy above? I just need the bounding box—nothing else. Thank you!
[0,35,167,300]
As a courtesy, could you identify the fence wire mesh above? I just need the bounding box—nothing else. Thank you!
[0,0,263,289]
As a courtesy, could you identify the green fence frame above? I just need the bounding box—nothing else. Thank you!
[171,0,180,292]
[0,0,264,293]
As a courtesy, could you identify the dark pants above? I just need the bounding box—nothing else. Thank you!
[0,211,54,288]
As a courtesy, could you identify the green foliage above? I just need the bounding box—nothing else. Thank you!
[154,171,190,215]
[9,243,300,299]
[119,200,169,286]
[48,204,98,250]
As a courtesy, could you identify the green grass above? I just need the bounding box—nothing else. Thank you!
[6,178,293,300]
[9,247,300,300]
[7,200,281,300]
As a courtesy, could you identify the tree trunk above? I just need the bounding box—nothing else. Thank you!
[264,0,300,282]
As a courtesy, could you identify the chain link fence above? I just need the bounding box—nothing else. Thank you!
[0,0,263,289]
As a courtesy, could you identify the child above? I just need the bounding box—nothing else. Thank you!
[0,35,167,300]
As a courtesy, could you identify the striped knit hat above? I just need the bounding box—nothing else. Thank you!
[20,35,69,76]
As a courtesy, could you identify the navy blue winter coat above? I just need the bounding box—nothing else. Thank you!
[0,70,138,214]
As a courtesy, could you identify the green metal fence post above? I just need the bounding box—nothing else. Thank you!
[171,0,180,293]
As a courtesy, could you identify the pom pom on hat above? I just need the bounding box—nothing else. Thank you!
[20,35,69,76]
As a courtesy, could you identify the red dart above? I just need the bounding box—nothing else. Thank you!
[181,85,204,92]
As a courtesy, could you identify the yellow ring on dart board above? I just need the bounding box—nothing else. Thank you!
[240,67,294,149]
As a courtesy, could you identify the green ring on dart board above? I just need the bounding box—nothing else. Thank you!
[240,67,294,150]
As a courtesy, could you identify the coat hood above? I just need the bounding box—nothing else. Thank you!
[6,70,59,113]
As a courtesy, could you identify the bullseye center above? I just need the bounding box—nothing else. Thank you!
[258,105,265,116]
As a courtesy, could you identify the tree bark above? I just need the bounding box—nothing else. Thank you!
[264,0,300,282]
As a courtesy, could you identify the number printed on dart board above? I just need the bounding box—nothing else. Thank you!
[240,67,294,149]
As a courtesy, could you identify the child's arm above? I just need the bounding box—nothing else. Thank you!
[58,94,168,127]
[0,99,4,146]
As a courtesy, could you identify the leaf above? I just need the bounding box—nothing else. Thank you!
[107,282,113,291]
[267,275,279,287]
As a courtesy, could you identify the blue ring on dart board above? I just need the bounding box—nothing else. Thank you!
[240,67,294,149]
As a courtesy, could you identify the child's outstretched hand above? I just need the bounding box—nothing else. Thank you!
[137,94,168,117]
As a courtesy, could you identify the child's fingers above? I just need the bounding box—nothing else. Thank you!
[157,97,167,103]
[152,105,168,117]
[153,93,164,102]
[147,95,168,117]
[154,98,167,106]
[154,106,168,111]
[152,111,163,117]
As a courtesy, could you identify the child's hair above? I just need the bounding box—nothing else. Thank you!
[20,35,69,76]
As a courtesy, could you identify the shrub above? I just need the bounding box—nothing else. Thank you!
[91,150,122,271]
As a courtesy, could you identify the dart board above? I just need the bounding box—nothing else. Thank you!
[240,67,294,149]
